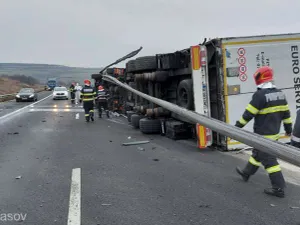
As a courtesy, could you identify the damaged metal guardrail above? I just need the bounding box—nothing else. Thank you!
[103,74,300,167]
[0,93,17,98]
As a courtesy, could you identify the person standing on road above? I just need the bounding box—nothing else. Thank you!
[69,83,76,104]
[80,79,97,122]
[290,109,300,148]
[96,85,110,118]
[74,83,82,104]
[235,66,293,198]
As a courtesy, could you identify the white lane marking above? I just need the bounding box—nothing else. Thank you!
[67,168,81,225]
[75,113,79,119]
[0,94,52,120]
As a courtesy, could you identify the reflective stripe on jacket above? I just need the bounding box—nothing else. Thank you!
[235,87,292,139]
[80,85,96,101]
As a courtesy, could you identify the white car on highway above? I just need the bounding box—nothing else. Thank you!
[52,86,69,100]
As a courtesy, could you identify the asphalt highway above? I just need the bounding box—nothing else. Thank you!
[0,92,300,225]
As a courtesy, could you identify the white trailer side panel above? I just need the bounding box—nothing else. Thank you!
[221,33,300,150]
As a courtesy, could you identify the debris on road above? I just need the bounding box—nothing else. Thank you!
[15,176,22,179]
[199,204,211,208]
[128,136,131,139]
[270,204,276,207]
[8,132,19,135]
[122,140,150,146]
[137,147,145,151]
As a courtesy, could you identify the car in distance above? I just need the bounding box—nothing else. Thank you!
[52,86,69,100]
[15,88,38,102]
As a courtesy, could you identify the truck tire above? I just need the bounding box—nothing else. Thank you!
[131,114,145,128]
[177,79,194,110]
[139,118,161,134]
[134,56,157,72]
[126,111,135,122]
[126,60,136,73]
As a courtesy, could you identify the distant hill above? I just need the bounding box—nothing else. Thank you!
[0,63,102,84]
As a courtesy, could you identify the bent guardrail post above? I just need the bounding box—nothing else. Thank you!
[103,75,300,167]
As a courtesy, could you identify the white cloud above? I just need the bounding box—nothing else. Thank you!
[0,0,298,67]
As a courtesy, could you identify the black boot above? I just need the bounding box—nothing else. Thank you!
[90,112,94,122]
[236,167,250,182]
[264,187,285,198]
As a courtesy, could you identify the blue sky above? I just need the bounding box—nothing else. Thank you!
[0,0,299,67]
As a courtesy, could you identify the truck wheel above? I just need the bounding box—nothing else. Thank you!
[139,118,161,134]
[131,114,145,128]
[126,111,135,122]
[134,56,157,72]
[126,60,136,73]
[177,79,194,110]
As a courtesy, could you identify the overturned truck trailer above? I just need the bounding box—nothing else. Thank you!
[91,67,128,113]
[92,32,300,151]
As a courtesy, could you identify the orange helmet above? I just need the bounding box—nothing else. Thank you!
[84,79,91,85]
[98,85,104,90]
[253,66,274,86]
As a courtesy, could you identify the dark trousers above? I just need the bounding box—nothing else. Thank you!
[83,101,94,121]
[70,92,75,103]
[97,100,109,117]
[243,148,286,189]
